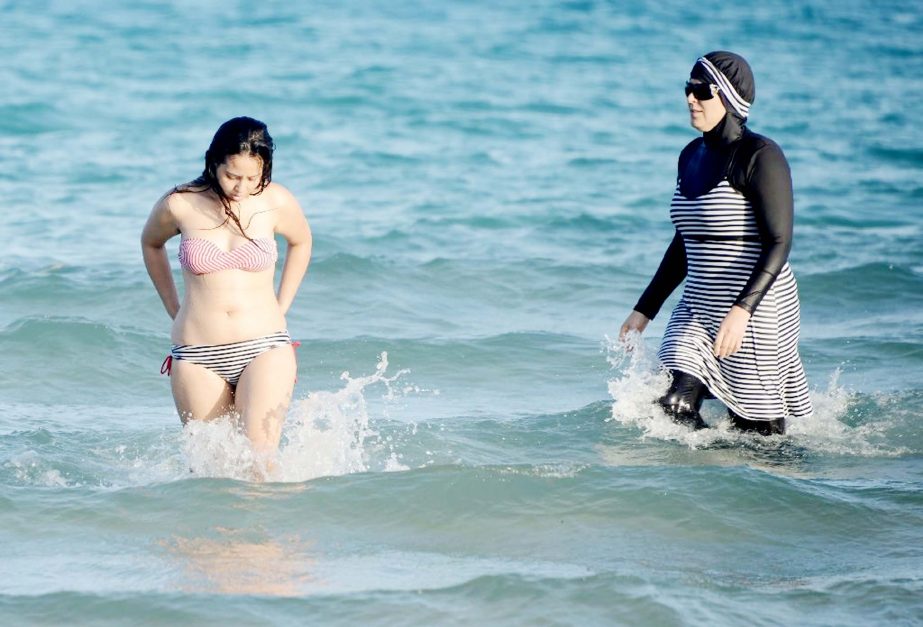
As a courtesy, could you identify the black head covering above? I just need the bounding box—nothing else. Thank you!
[690,51,755,119]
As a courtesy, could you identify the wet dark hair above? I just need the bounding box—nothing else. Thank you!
[178,116,275,239]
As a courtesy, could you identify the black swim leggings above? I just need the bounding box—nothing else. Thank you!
[659,370,785,435]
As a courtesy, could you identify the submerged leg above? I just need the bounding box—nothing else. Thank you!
[728,410,785,436]
[235,344,297,461]
[658,370,708,430]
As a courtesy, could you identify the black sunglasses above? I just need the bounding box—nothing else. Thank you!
[685,81,717,101]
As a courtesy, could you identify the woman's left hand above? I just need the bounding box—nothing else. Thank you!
[713,305,751,358]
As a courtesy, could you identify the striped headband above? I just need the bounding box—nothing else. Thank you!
[696,56,751,119]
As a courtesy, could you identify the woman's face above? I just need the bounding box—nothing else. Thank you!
[215,153,263,202]
[686,81,726,132]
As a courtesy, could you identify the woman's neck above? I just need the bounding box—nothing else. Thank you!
[703,113,744,147]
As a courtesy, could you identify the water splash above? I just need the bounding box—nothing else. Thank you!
[181,352,413,483]
[182,420,263,480]
[603,334,907,456]
[276,352,410,482]
[788,370,909,456]
[603,331,714,447]
[4,450,71,487]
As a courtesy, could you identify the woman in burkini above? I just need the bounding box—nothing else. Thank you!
[142,117,312,463]
[620,52,812,435]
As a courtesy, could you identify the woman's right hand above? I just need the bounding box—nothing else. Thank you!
[619,310,651,342]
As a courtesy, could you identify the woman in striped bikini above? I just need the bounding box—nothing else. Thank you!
[142,117,312,462]
[619,51,812,435]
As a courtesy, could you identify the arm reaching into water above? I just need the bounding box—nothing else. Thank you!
[619,310,651,341]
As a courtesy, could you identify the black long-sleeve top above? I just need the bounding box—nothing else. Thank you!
[633,112,795,320]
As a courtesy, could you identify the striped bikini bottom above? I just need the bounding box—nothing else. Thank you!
[168,331,292,386]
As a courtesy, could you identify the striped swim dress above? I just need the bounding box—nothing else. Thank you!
[658,179,813,421]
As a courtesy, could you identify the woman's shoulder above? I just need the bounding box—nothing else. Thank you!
[263,181,296,202]
[733,129,791,189]
[740,129,786,161]
[680,137,704,154]
[263,181,304,214]
[168,180,211,202]
[158,183,207,217]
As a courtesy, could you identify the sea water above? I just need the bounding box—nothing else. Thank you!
[1,0,922,625]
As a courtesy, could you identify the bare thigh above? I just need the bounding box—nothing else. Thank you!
[170,360,235,424]
[235,344,297,455]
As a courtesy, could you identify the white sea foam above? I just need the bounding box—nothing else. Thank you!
[276,352,412,482]
[6,450,71,487]
[787,370,909,457]
[603,335,907,457]
[604,331,717,448]
[180,353,413,483]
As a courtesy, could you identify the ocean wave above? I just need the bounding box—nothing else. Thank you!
[0,316,166,402]
[0,102,67,135]
[0,264,145,297]
[799,262,923,307]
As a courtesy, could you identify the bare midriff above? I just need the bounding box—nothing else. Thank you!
[171,267,285,344]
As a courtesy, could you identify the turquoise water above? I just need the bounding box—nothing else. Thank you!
[2,0,922,624]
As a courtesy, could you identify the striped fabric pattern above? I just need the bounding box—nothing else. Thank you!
[697,56,751,119]
[658,180,813,422]
[179,237,278,275]
[170,331,292,386]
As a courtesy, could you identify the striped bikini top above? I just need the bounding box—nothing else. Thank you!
[179,237,278,275]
